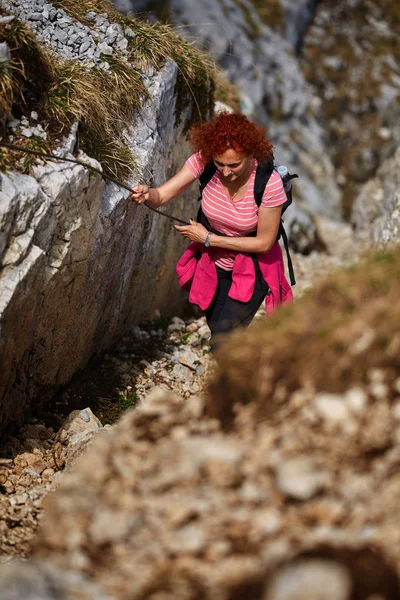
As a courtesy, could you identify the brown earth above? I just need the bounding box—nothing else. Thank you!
[24,243,400,600]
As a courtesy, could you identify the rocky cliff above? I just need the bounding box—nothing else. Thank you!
[0,1,214,436]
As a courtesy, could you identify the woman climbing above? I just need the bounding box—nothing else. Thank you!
[129,111,292,349]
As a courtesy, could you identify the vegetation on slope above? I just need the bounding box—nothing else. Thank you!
[0,0,221,178]
[207,246,400,428]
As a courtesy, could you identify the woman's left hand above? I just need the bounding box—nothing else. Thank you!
[174,219,209,243]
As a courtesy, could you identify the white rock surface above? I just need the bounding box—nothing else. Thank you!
[0,59,201,436]
[352,146,400,245]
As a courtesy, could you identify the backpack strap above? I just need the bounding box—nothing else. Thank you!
[279,224,296,286]
[254,155,296,286]
[198,161,217,200]
[254,155,275,207]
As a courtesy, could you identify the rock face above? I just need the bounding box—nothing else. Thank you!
[0,11,204,436]
[352,146,400,245]
[301,0,400,216]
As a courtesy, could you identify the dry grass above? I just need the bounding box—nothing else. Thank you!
[52,0,238,120]
[207,247,400,428]
[252,0,284,31]
[50,0,216,120]
[0,1,219,177]
[214,72,242,112]
[0,18,145,177]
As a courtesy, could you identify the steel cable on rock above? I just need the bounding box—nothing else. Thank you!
[0,142,190,225]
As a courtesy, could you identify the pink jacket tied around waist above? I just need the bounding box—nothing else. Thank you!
[176,241,293,314]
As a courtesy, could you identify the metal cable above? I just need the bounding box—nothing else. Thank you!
[0,141,189,225]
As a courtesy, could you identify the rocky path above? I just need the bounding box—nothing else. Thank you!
[0,218,364,564]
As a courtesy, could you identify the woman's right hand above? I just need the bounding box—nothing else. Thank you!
[129,184,150,205]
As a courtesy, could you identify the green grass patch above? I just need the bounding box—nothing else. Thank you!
[117,390,139,411]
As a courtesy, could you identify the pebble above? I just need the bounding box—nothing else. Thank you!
[2,0,136,71]
[314,392,350,422]
[20,128,33,138]
[265,559,352,600]
[276,457,328,501]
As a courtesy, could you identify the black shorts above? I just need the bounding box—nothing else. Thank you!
[205,259,269,350]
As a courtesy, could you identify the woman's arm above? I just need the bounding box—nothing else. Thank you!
[175,205,282,254]
[129,165,197,208]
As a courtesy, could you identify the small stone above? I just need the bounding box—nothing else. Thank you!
[55,30,68,43]
[345,387,367,414]
[198,325,210,339]
[172,363,192,383]
[79,41,92,54]
[369,382,388,400]
[116,38,128,51]
[177,350,199,370]
[30,111,38,121]
[0,16,15,24]
[98,42,113,56]
[124,26,135,38]
[21,128,33,138]
[60,407,102,440]
[314,393,350,422]
[41,468,55,482]
[80,409,91,423]
[168,317,186,333]
[14,493,28,505]
[168,525,206,554]
[24,468,41,478]
[29,12,43,21]
[253,509,282,535]
[276,457,328,500]
[264,559,352,600]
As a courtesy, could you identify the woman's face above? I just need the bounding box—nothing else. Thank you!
[213,148,251,182]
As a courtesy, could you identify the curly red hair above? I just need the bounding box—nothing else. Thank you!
[188,111,273,163]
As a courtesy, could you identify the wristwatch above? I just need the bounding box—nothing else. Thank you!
[204,233,212,247]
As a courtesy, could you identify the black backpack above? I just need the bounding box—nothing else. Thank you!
[197,155,297,286]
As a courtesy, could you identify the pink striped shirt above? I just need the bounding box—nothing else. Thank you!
[185,152,286,270]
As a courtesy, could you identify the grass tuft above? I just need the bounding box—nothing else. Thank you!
[0,2,219,177]
[207,244,400,429]
[252,0,284,31]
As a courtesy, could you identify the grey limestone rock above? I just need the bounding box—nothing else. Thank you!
[0,57,202,436]
[0,561,114,600]
[352,146,400,246]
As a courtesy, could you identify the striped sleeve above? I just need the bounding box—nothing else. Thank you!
[261,170,287,208]
[185,152,206,179]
